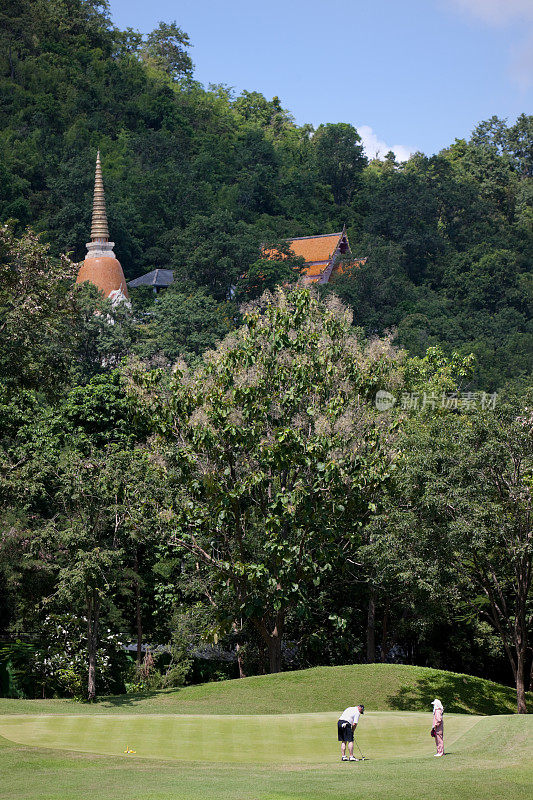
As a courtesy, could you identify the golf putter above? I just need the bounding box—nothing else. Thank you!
[353,736,367,761]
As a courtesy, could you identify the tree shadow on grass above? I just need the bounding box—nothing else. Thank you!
[91,687,179,709]
[387,671,522,715]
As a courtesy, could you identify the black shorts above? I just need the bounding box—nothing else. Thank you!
[337,720,353,742]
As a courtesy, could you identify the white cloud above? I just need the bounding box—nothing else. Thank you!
[448,0,533,25]
[357,125,413,163]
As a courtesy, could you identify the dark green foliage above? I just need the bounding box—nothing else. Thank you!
[313,123,367,204]
[236,240,305,300]
[166,210,262,300]
[367,389,533,712]
[139,21,193,80]
[134,285,235,364]
[0,226,77,395]
[0,641,36,698]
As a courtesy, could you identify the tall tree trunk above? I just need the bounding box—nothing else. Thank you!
[491,607,528,713]
[134,552,142,667]
[380,600,389,662]
[236,642,246,679]
[232,620,246,678]
[267,632,282,673]
[86,590,100,701]
[486,575,529,713]
[255,614,284,673]
[513,604,528,715]
[366,590,376,663]
[516,652,527,714]
[514,558,530,713]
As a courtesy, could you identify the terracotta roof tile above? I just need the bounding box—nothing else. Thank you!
[262,231,356,285]
[287,233,343,264]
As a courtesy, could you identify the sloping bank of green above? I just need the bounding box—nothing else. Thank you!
[0,663,527,716]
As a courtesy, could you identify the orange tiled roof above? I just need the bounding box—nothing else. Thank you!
[302,263,329,280]
[262,231,355,284]
[287,233,343,264]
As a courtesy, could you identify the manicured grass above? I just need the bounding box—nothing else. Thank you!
[0,711,480,763]
[1,665,530,800]
[0,713,531,800]
[0,663,527,717]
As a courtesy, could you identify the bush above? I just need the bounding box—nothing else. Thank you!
[0,615,130,698]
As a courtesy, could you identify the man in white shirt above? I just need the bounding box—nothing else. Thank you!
[337,704,364,761]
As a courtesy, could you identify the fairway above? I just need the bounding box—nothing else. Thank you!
[0,711,488,763]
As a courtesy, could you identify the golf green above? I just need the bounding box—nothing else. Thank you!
[1,712,532,800]
[0,711,480,763]
[1,666,531,800]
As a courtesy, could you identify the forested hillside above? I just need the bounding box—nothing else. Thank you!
[1,0,531,388]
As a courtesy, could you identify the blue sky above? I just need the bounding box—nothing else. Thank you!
[108,0,532,160]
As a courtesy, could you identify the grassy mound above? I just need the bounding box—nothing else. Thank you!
[0,663,527,716]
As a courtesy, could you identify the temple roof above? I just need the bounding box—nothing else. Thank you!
[286,230,351,283]
[128,268,174,288]
[287,232,344,265]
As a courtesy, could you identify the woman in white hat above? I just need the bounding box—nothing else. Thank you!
[431,699,444,756]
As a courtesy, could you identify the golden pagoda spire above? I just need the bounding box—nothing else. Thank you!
[90,150,109,241]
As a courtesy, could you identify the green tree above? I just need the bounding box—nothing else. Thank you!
[133,285,235,365]
[167,210,262,300]
[472,114,533,179]
[0,369,163,699]
[375,393,532,713]
[0,226,76,395]
[140,21,193,80]
[235,240,305,300]
[233,91,293,137]
[313,123,367,204]
[135,287,401,672]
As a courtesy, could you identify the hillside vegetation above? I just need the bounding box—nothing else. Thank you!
[1,1,531,388]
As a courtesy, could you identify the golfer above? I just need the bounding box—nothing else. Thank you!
[431,698,444,757]
[337,703,364,761]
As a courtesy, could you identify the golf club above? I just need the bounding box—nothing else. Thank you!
[353,735,367,761]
